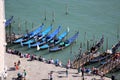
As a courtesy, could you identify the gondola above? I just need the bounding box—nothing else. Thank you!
[13,23,44,44]
[90,41,120,63]
[21,25,52,46]
[90,36,104,53]
[100,52,120,65]
[72,36,104,65]
[38,28,69,50]
[29,26,61,48]
[89,52,111,63]
[49,31,79,52]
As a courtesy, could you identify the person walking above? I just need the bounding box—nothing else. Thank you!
[49,71,53,80]
[17,60,21,66]
[111,75,115,80]
[78,67,81,74]
[22,69,27,80]
[81,67,85,77]
[66,69,68,77]
[14,62,16,70]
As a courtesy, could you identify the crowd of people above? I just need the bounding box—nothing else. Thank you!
[6,48,116,80]
[16,69,27,80]
[6,48,73,80]
[6,48,72,68]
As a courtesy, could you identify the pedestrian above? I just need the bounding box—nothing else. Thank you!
[17,72,22,80]
[66,59,71,69]
[66,69,68,77]
[55,59,59,66]
[82,76,85,80]
[17,60,21,66]
[58,61,62,67]
[3,71,7,79]
[14,62,19,70]
[81,66,85,77]
[111,75,115,80]
[16,64,19,70]
[14,62,16,70]
[22,69,27,80]
[49,71,53,80]
[78,67,81,74]
[100,76,105,80]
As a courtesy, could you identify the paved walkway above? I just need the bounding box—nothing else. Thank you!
[5,53,111,80]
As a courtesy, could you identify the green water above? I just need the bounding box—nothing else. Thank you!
[5,0,120,78]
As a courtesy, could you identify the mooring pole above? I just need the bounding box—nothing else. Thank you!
[106,37,108,51]
[117,26,119,41]
[17,17,20,34]
[65,4,69,15]
[52,11,55,22]
[44,9,46,21]
[25,21,28,34]
[84,32,86,46]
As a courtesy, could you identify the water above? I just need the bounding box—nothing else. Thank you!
[5,0,120,78]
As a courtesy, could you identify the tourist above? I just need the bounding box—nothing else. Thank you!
[66,59,71,69]
[100,75,105,80]
[30,54,34,61]
[49,71,53,80]
[78,67,81,74]
[22,69,27,80]
[17,72,22,80]
[42,57,46,62]
[55,59,59,66]
[58,61,62,67]
[20,53,24,58]
[3,71,7,79]
[85,68,91,75]
[92,66,95,74]
[92,68,97,75]
[17,60,21,66]
[7,48,12,53]
[16,64,19,70]
[38,56,42,61]
[27,53,30,58]
[48,59,51,64]
[99,71,104,80]
[66,69,68,77]
[14,62,18,70]
[81,66,85,77]
[111,75,115,80]
[50,58,54,64]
